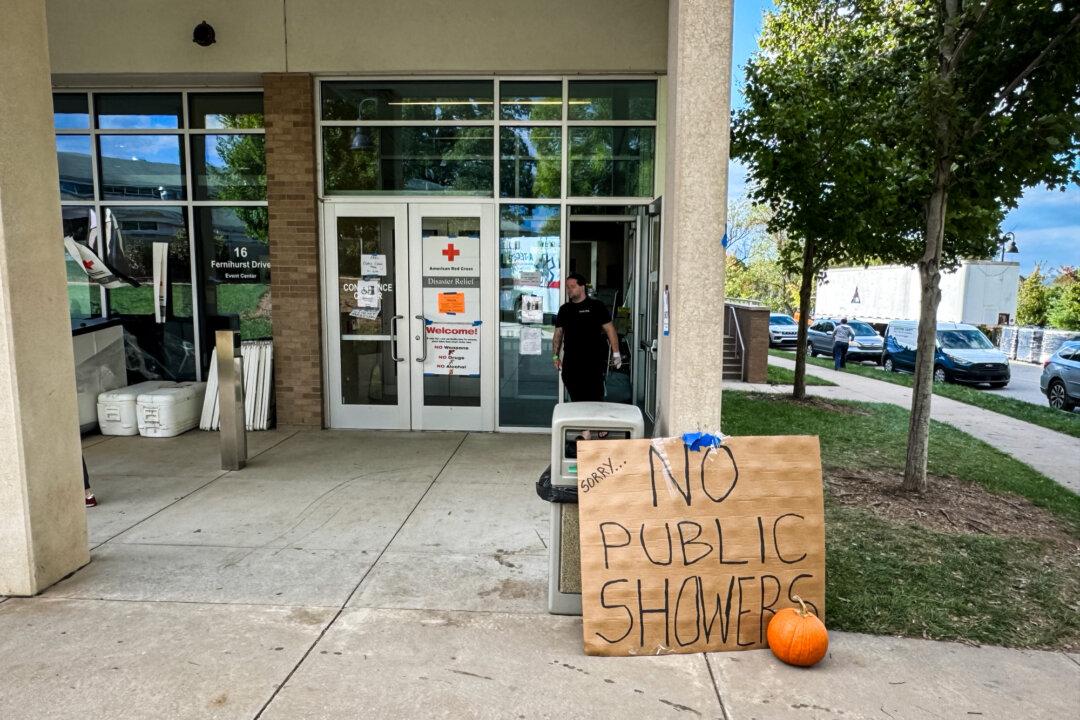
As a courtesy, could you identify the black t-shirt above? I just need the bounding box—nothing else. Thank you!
[556,297,611,369]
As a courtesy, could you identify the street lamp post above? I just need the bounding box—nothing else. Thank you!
[999,231,1019,262]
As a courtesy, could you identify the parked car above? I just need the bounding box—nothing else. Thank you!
[768,313,800,348]
[806,318,884,363]
[882,320,1010,386]
[1040,340,1080,411]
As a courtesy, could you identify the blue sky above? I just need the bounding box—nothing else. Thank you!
[729,0,1079,276]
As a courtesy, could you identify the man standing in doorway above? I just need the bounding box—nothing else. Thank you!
[552,273,621,401]
[832,317,854,370]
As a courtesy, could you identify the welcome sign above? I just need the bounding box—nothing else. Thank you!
[575,436,825,657]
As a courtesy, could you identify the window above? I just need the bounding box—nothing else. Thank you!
[322,81,494,121]
[500,127,561,199]
[499,204,562,427]
[53,90,268,380]
[568,80,657,121]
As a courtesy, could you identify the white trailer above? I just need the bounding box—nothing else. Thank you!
[813,260,1019,325]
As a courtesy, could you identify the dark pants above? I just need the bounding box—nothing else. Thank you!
[83,458,90,490]
[562,360,605,402]
[833,341,849,370]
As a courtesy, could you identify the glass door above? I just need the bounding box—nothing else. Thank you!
[324,203,410,429]
[641,198,662,423]
[408,204,496,431]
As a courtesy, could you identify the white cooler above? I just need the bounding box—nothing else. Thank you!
[97,381,177,436]
[137,382,207,438]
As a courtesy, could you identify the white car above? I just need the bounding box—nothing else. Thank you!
[768,313,800,348]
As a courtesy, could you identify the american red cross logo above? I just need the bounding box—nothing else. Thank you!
[441,243,461,262]
[83,260,95,270]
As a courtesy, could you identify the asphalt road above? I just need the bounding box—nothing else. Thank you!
[990,361,1048,406]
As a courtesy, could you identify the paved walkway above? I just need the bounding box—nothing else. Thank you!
[0,430,1076,718]
[739,356,1080,493]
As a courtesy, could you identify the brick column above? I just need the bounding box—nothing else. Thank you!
[264,73,323,427]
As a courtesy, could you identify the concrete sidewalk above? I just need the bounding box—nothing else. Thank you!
[0,429,1076,719]
[746,356,1080,494]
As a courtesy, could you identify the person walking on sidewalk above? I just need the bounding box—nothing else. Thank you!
[832,317,854,370]
[552,273,621,402]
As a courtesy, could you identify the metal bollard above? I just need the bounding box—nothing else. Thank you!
[215,329,247,470]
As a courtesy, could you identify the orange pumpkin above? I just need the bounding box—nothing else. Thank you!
[766,595,828,667]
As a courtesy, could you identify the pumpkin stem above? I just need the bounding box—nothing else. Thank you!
[792,594,810,617]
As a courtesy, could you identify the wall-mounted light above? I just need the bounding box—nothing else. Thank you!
[193,21,216,47]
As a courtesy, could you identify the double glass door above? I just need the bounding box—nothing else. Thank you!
[325,203,496,430]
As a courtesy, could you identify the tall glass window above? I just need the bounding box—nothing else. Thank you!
[499,205,562,427]
[53,90,268,381]
[500,127,561,199]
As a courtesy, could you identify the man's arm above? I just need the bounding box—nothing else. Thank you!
[602,322,621,368]
[552,327,564,369]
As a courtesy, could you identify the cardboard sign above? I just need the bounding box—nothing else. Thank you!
[576,436,825,657]
[438,292,466,315]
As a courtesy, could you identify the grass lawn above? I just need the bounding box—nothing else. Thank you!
[722,390,1080,650]
[770,348,1080,439]
[766,364,835,386]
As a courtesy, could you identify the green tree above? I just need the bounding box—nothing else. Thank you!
[1047,268,1080,330]
[1017,265,1052,326]
[733,0,907,399]
[857,1,1080,492]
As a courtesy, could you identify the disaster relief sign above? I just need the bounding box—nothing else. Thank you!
[575,436,825,657]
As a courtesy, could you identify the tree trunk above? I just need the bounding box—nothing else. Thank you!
[793,238,816,400]
[902,0,958,494]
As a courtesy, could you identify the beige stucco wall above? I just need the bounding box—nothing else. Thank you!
[655,0,734,436]
[1,0,90,596]
[47,0,667,77]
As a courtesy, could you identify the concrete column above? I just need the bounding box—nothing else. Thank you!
[0,0,89,595]
[655,0,735,436]
[264,73,324,427]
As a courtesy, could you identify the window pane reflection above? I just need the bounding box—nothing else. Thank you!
[323,126,493,195]
[196,207,271,341]
[192,134,266,201]
[99,135,186,200]
[500,127,561,199]
[104,206,195,381]
[53,94,89,129]
[499,204,561,427]
[62,207,102,320]
[568,80,657,121]
[322,81,494,121]
[189,93,264,129]
[569,127,655,197]
[500,81,562,121]
[56,136,94,200]
[95,93,183,129]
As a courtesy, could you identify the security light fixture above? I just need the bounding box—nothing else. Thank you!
[193,21,216,47]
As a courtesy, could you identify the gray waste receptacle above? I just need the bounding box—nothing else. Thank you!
[540,402,644,615]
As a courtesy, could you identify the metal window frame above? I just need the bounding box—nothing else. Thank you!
[53,87,268,382]
[314,75,660,430]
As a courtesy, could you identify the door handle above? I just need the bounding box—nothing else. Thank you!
[390,315,404,362]
[650,339,658,359]
[415,315,428,362]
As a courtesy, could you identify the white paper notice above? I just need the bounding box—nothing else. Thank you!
[423,323,481,376]
[520,294,543,324]
[361,254,387,277]
[519,326,542,356]
[355,279,381,308]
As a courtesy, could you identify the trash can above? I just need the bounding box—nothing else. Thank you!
[538,402,644,615]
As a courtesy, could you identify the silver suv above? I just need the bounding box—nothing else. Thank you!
[1041,340,1080,411]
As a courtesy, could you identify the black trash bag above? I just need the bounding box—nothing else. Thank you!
[535,465,578,503]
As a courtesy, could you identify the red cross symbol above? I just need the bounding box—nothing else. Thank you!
[83,260,95,270]
[441,243,461,262]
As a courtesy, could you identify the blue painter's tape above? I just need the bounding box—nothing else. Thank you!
[682,432,722,451]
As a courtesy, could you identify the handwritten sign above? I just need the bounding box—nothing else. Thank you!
[438,291,466,315]
[576,436,825,657]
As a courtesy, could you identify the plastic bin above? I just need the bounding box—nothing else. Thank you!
[97,381,177,436]
[540,402,644,615]
[137,382,207,438]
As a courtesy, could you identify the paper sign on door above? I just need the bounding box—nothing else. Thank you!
[438,292,466,315]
